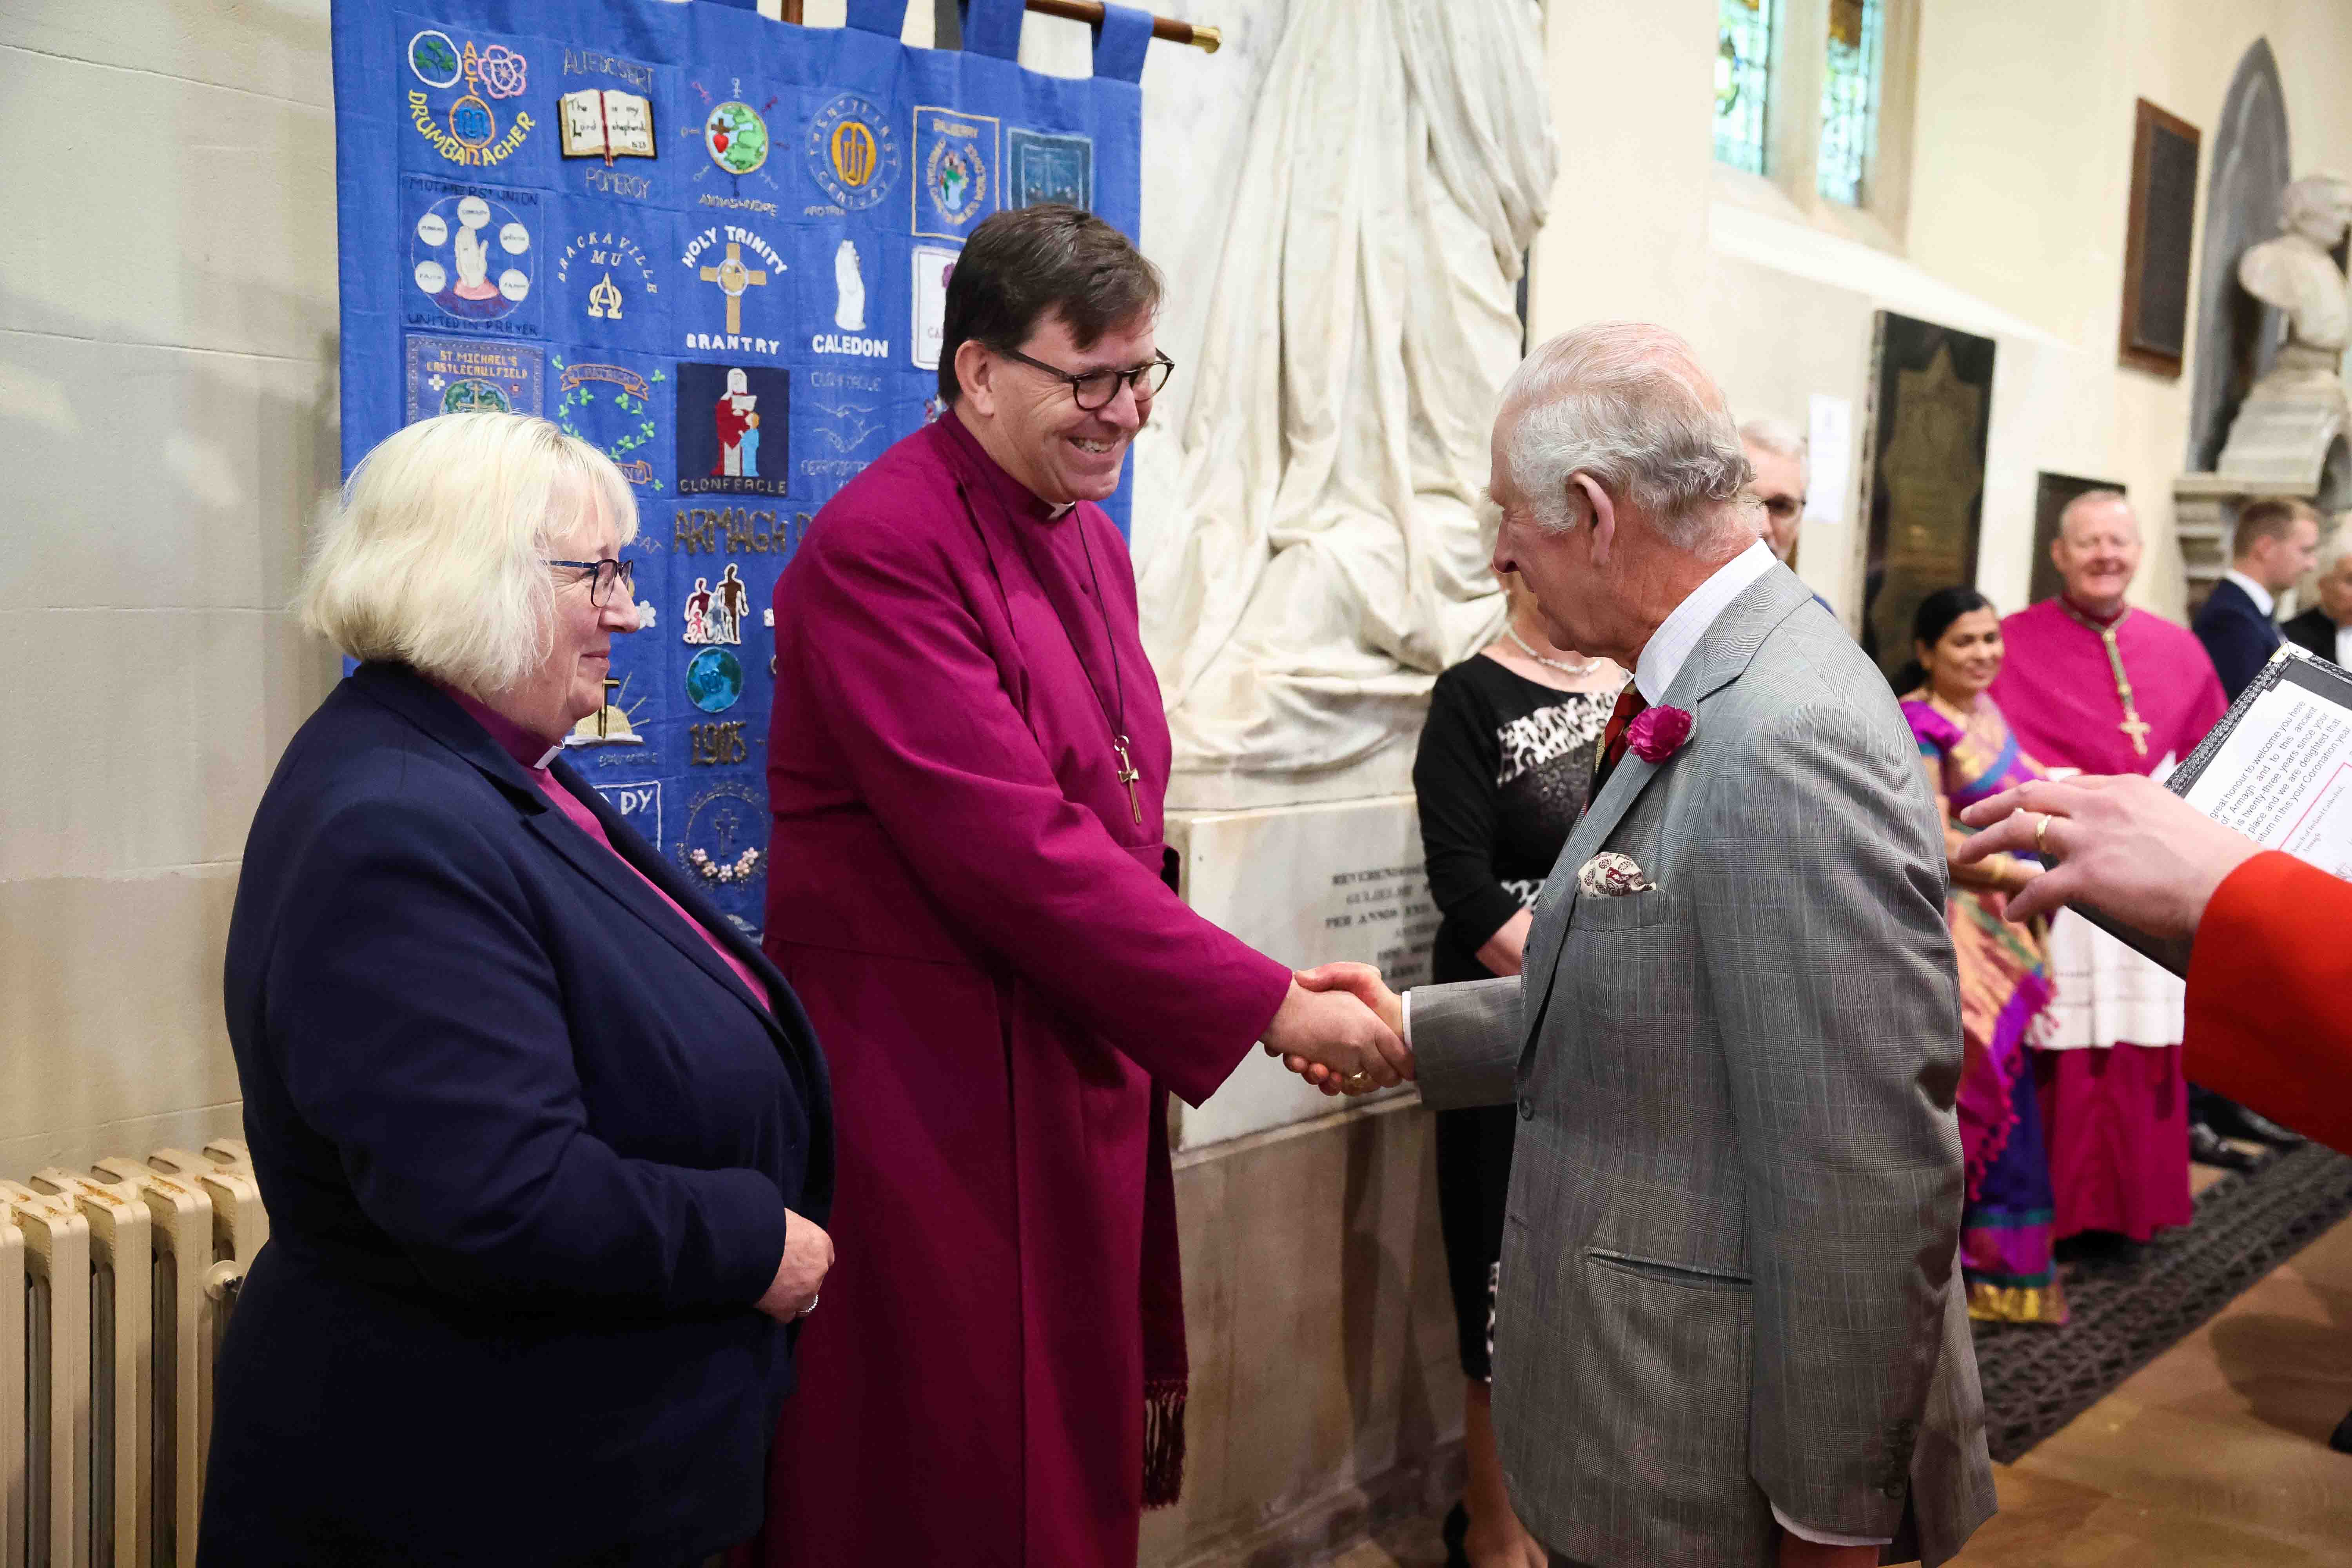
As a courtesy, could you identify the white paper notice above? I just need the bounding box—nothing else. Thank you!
[2181,682,2352,876]
[1805,393,1853,525]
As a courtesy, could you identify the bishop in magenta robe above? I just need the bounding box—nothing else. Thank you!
[1987,594,2227,1239]
[752,407,1294,1566]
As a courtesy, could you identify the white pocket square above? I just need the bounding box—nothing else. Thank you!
[1577,851,1658,898]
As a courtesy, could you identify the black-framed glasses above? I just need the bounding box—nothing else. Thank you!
[999,348,1175,411]
[546,557,636,605]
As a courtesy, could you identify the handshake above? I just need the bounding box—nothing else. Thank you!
[1260,963,1411,1096]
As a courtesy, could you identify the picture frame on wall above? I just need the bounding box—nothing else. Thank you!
[1857,311,1998,681]
[2120,97,2201,378]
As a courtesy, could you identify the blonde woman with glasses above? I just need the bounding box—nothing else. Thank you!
[202,412,833,1568]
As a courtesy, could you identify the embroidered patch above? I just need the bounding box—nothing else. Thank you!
[558,86,654,167]
[402,23,537,171]
[673,78,784,215]
[403,177,539,337]
[914,106,998,240]
[806,92,900,212]
[911,245,958,371]
[675,363,789,497]
[805,232,887,359]
[569,673,650,750]
[1008,129,1092,211]
[677,781,767,896]
[686,647,745,713]
[671,505,787,556]
[683,564,751,647]
[551,354,664,490]
[590,779,662,844]
[404,334,542,421]
[688,720,749,766]
[679,222,790,357]
[554,218,669,350]
[803,365,884,504]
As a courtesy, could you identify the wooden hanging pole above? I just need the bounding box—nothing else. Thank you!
[778,0,1220,53]
[1022,0,1220,51]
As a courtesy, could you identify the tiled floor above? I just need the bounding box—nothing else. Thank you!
[1334,1165,2352,1568]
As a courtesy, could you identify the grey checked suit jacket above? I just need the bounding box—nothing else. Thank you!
[1413,565,1995,1568]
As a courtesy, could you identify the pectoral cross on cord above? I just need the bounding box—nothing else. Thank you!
[1112,735,1143,826]
[1073,521,1144,826]
[2063,602,2152,760]
[2096,627,2151,758]
[967,480,1146,828]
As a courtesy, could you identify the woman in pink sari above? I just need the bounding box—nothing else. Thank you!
[1897,587,2068,1324]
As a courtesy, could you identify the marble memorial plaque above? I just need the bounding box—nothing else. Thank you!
[1168,795,1436,1149]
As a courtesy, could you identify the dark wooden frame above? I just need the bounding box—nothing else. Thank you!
[2119,98,2201,377]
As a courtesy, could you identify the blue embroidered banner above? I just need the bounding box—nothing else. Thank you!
[332,0,1149,935]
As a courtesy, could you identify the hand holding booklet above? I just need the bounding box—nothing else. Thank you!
[2081,643,2352,973]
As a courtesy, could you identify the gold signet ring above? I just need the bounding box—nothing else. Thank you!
[2034,813,2052,854]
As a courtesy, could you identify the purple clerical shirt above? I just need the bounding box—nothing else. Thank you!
[443,686,770,1010]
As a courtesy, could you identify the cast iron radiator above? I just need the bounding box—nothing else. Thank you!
[2,1142,265,1568]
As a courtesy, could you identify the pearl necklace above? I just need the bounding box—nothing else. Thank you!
[1504,622,1599,678]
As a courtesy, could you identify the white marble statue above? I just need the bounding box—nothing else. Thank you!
[1138,0,1555,803]
[2218,172,2352,491]
[2238,172,2352,370]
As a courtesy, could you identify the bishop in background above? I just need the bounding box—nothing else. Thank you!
[751,206,1407,1568]
[1299,323,1994,1568]
[1987,495,2237,1191]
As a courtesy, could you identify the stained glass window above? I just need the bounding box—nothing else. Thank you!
[1713,0,1774,176]
[1818,0,1885,205]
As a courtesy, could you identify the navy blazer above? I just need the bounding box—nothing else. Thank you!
[2194,575,2285,701]
[2284,604,2340,662]
[202,664,832,1567]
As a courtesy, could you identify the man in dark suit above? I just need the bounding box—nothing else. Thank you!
[2187,494,2319,1157]
[2283,517,2352,663]
[2194,496,2318,699]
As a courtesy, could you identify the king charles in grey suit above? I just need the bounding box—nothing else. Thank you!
[1294,325,1994,1568]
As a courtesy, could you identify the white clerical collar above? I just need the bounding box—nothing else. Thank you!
[1633,539,1779,704]
[2223,567,2276,618]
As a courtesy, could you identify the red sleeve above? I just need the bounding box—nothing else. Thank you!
[2184,851,2352,1154]
[784,512,1290,1107]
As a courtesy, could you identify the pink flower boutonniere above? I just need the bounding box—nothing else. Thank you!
[1626,704,1694,763]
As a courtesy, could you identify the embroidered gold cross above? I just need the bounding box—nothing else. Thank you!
[599,676,621,740]
[698,242,767,335]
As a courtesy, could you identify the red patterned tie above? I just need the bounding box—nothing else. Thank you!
[1589,684,1649,809]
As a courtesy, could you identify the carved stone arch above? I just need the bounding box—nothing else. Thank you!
[2188,39,2292,471]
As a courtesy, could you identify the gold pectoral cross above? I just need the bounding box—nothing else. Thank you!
[2096,628,2152,758]
[1113,735,1142,825]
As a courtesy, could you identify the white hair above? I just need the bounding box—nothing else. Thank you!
[296,412,640,696]
[2056,487,2135,540]
[1739,417,1809,470]
[1497,322,1756,552]
[2320,520,2352,575]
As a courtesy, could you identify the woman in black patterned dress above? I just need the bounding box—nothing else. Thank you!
[1413,575,1624,1568]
